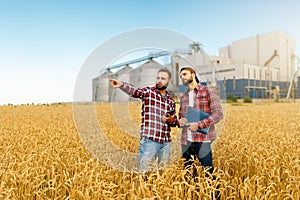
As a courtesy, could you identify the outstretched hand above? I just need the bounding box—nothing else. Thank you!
[110,79,123,88]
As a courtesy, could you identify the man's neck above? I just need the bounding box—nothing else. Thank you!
[188,81,198,90]
[159,89,167,96]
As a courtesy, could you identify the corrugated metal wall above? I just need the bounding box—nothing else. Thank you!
[129,60,165,88]
[111,66,132,102]
[218,78,291,99]
[94,70,113,102]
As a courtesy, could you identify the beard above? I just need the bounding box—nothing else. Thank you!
[182,77,193,86]
[156,82,168,90]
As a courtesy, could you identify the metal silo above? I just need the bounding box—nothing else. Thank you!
[93,70,113,102]
[92,77,98,101]
[130,60,165,88]
[111,65,132,102]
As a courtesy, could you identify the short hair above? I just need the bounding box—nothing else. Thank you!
[180,67,200,83]
[158,68,171,79]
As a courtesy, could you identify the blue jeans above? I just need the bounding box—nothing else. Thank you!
[182,141,213,176]
[137,137,171,173]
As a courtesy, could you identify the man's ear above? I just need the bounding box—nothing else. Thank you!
[191,72,196,79]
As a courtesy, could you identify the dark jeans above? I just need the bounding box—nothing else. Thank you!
[182,141,213,176]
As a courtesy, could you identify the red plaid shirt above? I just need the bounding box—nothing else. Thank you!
[121,82,177,143]
[179,84,223,144]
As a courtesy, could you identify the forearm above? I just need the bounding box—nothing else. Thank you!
[120,82,144,99]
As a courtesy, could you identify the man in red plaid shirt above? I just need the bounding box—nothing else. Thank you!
[178,67,223,177]
[110,68,177,173]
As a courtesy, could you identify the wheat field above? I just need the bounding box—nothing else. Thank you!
[0,102,299,199]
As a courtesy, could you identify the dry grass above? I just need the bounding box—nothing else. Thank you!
[0,103,299,199]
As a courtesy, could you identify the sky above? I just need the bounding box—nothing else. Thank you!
[1,0,300,105]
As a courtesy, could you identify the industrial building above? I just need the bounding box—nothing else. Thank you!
[93,31,299,101]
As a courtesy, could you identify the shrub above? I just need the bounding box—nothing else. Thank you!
[226,94,238,103]
[243,97,253,103]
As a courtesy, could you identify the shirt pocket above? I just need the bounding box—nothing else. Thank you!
[194,93,209,111]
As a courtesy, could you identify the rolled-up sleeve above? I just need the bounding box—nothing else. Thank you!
[198,87,223,129]
[120,82,145,99]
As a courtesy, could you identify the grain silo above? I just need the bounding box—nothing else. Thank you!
[93,70,113,102]
[110,65,132,102]
[130,60,166,88]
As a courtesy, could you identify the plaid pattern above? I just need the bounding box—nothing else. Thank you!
[179,84,223,145]
[121,82,177,143]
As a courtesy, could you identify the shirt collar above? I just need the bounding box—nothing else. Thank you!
[152,86,170,97]
[184,83,202,94]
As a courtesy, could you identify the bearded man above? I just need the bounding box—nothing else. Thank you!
[110,68,177,173]
[178,67,223,177]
